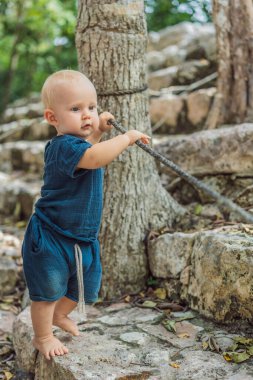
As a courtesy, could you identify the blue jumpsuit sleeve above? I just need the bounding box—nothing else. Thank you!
[55,136,92,178]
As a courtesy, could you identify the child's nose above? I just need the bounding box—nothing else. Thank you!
[82,110,91,119]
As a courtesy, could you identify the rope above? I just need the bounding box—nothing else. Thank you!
[98,85,148,96]
[74,244,86,317]
[108,119,253,224]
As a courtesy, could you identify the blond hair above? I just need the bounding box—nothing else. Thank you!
[41,70,91,108]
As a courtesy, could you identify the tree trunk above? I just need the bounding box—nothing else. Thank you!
[76,0,185,299]
[208,0,253,127]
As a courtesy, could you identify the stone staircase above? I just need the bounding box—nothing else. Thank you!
[0,95,252,379]
[0,21,253,379]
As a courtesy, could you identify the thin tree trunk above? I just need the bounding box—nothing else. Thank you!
[76,0,185,299]
[207,0,253,127]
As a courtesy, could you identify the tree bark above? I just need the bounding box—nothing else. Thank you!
[209,0,253,127]
[76,0,185,299]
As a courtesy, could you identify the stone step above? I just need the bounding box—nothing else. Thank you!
[12,304,252,379]
[0,228,23,296]
[2,101,43,123]
[0,172,41,224]
[153,123,253,177]
[0,141,46,174]
[150,87,216,134]
[0,118,55,142]
[148,224,253,323]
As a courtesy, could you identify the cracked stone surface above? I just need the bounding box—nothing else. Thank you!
[12,304,253,380]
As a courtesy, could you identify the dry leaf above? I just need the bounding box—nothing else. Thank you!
[223,351,250,363]
[153,288,166,300]
[170,362,180,368]
[223,354,232,362]
[0,304,11,311]
[177,333,190,339]
[4,371,14,380]
[124,296,131,303]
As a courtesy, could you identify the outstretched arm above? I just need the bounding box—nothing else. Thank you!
[77,129,150,169]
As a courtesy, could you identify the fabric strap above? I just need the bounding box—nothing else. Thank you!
[74,243,86,317]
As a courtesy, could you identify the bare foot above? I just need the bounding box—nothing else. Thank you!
[53,315,80,336]
[33,335,69,360]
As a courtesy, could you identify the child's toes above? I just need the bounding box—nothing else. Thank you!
[50,349,56,357]
[54,348,61,355]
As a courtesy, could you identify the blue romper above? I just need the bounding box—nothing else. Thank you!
[22,134,103,304]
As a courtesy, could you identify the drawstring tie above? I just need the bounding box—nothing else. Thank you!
[74,244,86,317]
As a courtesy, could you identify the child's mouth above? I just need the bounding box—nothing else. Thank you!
[81,124,91,129]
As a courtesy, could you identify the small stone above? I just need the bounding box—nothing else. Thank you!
[119,332,149,345]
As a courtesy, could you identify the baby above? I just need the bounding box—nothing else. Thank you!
[21,69,150,360]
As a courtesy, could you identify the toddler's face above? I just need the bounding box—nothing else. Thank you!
[51,77,99,139]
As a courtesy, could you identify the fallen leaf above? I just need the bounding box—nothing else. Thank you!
[177,333,190,339]
[223,354,232,362]
[194,204,202,215]
[4,371,14,380]
[142,301,157,308]
[0,304,11,311]
[153,288,166,300]
[170,362,180,368]
[124,296,131,303]
[202,341,209,350]
[162,319,176,333]
[171,311,196,321]
[223,351,250,363]
[233,337,253,345]
[246,345,253,355]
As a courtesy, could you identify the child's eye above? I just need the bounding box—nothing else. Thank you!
[89,105,96,111]
[71,107,80,112]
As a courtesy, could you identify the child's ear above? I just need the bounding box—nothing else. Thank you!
[44,109,58,126]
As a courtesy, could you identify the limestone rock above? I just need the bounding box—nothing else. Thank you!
[148,232,194,278]
[148,59,212,91]
[13,304,252,379]
[149,94,184,131]
[184,230,253,322]
[176,59,212,85]
[0,173,41,223]
[154,123,253,177]
[3,103,43,123]
[187,87,216,126]
[0,257,18,295]
[0,118,55,142]
[0,230,22,295]
[148,226,253,323]
[148,22,199,51]
[0,141,45,174]
[148,66,177,91]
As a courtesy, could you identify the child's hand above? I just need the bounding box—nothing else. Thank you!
[99,112,114,133]
[125,130,151,146]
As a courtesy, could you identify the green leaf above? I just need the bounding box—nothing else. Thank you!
[171,311,196,321]
[142,301,157,308]
[162,319,177,333]
[194,204,203,215]
[223,351,250,363]
[246,346,253,356]
[233,337,253,345]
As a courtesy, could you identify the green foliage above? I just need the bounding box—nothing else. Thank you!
[145,0,212,31]
[0,0,212,114]
[0,0,77,113]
